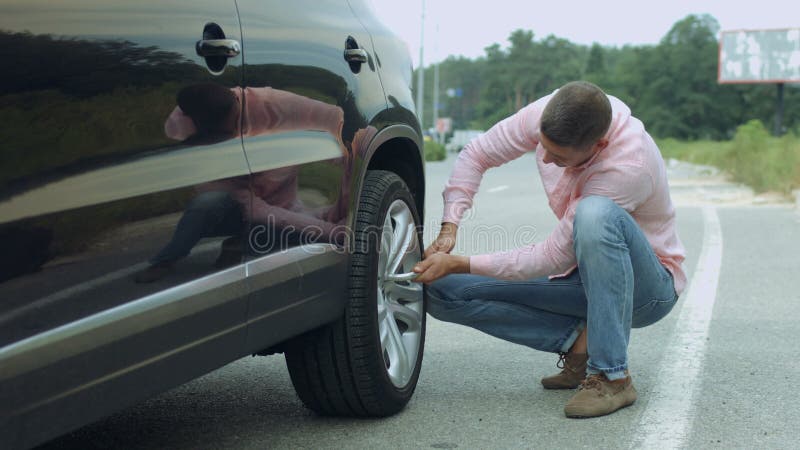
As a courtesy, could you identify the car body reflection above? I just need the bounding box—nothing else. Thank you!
[136,84,359,283]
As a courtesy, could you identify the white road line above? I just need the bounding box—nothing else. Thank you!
[633,206,723,450]
[487,185,509,193]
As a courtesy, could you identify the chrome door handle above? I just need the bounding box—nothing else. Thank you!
[196,39,241,58]
[344,48,368,64]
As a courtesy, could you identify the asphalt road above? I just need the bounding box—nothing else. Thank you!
[40,153,800,449]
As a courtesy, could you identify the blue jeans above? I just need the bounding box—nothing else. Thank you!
[151,191,305,265]
[427,196,679,380]
[150,191,244,265]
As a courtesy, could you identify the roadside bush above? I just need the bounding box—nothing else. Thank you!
[658,120,800,194]
[724,120,799,193]
[424,140,446,162]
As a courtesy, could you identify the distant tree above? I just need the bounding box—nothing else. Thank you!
[474,42,514,128]
[473,30,584,128]
[585,43,606,75]
[531,34,584,96]
[507,29,537,111]
[584,43,608,87]
[438,56,487,130]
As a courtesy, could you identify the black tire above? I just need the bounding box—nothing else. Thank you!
[284,170,426,417]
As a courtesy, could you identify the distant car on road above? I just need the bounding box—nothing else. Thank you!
[446,129,485,152]
[0,1,426,448]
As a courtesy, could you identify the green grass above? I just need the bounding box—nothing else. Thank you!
[657,138,724,166]
[658,120,800,194]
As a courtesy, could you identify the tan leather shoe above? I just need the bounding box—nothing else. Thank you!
[540,353,588,389]
[564,373,637,418]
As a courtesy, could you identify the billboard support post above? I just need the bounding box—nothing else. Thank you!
[775,83,784,136]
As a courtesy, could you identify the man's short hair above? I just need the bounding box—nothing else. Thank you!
[540,81,612,151]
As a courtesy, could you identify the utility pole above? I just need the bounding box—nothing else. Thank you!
[415,0,425,127]
[433,23,440,144]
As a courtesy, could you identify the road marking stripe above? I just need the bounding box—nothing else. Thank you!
[487,185,509,193]
[633,206,723,449]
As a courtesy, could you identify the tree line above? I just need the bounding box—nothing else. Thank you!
[415,14,799,140]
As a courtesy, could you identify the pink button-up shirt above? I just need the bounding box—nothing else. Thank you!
[442,92,687,295]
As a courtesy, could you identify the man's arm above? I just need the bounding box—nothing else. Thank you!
[424,96,552,260]
[424,221,458,258]
[243,87,344,141]
[440,97,550,227]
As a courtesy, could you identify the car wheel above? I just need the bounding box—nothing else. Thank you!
[284,170,425,416]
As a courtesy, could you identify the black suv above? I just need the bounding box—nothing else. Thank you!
[0,1,426,448]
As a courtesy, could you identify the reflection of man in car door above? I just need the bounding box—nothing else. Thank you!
[135,84,347,283]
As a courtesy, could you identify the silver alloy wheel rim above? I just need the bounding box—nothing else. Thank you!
[377,199,424,388]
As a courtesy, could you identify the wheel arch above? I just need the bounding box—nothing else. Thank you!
[360,124,425,223]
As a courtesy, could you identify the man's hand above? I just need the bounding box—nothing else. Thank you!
[424,222,458,258]
[413,253,470,284]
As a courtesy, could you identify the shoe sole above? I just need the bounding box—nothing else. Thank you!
[565,397,636,418]
[565,402,635,418]
[541,384,581,390]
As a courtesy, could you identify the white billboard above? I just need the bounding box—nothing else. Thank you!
[718,28,800,83]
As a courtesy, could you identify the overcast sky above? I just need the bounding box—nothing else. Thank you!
[367,0,797,67]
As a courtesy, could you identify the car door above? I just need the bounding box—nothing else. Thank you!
[0,2,254,447]
[235,0,388,352]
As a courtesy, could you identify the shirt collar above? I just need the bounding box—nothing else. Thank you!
[572,142,609,171]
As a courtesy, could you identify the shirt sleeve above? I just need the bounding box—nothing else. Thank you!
[469,164,654,280]
[441,97,549,225]
[244,87,344,141]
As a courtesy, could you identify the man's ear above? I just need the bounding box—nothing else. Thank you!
[593,138,609,152]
